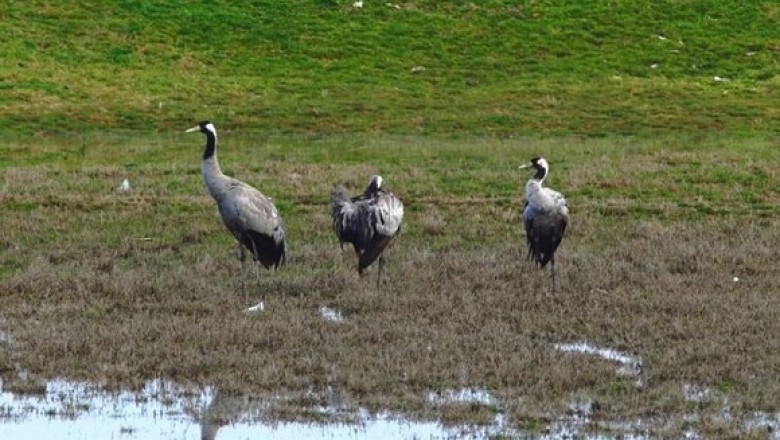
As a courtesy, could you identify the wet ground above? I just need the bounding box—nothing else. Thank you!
[1,337,778,439]
[0,378,508,440]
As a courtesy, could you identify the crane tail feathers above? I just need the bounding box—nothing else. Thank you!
[358,237,393,272]
[241,230,285,269]
[330,186,356,244]
[330,186,350,212]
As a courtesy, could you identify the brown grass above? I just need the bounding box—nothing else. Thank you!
[0,134,778,437]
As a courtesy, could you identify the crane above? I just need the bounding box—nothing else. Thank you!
[519,157,568,293]
[330,175,404,286]
[186,121,286,310]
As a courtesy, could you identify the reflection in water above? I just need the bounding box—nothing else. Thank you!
[426,387,495,407]
[199,386,512,440]
[2,377,777,439]
[0,378,506,439]
[0,378,209,439]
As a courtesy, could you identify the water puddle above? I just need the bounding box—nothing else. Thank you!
[0,378,510,440]
[2,376,777,439]
[426,387,495,407]
[682,383,713,403]
[0,378,208,439]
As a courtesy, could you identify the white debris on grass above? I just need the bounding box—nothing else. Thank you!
[319,306,344,323]
[117,178,131,192]
[244,302,265,313]
[554,342,643,384]
[555,342,641,368]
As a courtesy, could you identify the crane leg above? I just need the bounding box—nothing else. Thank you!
[238,239,246,298]
[249,239,265,311]
[376,255,384,288]
[550,258,556,294]
[249,240,262,293]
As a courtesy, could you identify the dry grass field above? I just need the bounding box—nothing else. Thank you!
[1,131,777,437]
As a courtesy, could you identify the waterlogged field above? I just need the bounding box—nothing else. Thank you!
[0,131,777,438]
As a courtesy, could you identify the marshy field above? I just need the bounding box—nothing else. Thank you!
[1,1,779,439]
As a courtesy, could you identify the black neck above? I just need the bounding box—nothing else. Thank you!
[533,167,547,181]
[364,185,380,196]
[202,131,216,160]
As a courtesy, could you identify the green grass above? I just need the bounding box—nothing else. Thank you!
[1,1,778,135]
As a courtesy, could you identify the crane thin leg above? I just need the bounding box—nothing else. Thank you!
[238,239,246,298]
[550,258,556,294]
[249,239,263,296]
[376,255,384,288]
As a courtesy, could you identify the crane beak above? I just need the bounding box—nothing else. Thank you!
[518,163,531,170]
[185,125,200,133]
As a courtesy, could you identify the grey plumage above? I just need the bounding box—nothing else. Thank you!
[520,157,568,292]
[330,175,404,286]
[186,121,286,302]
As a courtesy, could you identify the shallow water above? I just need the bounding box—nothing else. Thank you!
[426,387,495,407]
[2,341,778,439]
[0,379,513,440]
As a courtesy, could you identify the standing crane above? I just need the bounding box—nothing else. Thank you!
[186,121,286,310]
[330,175,404,286]
[519,157,568,293]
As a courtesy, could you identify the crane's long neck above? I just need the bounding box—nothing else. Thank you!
[201,130,228,200]
[533,166,547,183]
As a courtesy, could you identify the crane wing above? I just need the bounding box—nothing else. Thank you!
[354,192,403,271]
[221,184,282,235]
[373,192,404,237]
[331,186,404,263]
[218,181,286,267]
[543,188,568,213]
[331,186,361,248]
[522,196,567,268]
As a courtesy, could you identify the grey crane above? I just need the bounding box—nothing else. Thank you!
[519,157,569,292]
[330,175,404,286]
[186,121,286,308]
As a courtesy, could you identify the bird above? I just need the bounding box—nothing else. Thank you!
[519,157,568,293]
[186,121,286,309]
[330,175,404,286]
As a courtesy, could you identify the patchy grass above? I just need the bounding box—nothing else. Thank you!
[0,132,778,436]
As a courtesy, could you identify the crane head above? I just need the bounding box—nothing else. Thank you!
[519,157,549,180]
[367,175,383,193]
[186,121,216,135]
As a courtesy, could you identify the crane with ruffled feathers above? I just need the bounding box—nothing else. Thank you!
[519,157,568,292]
[330,175,404,286]
[186,121,286,310]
